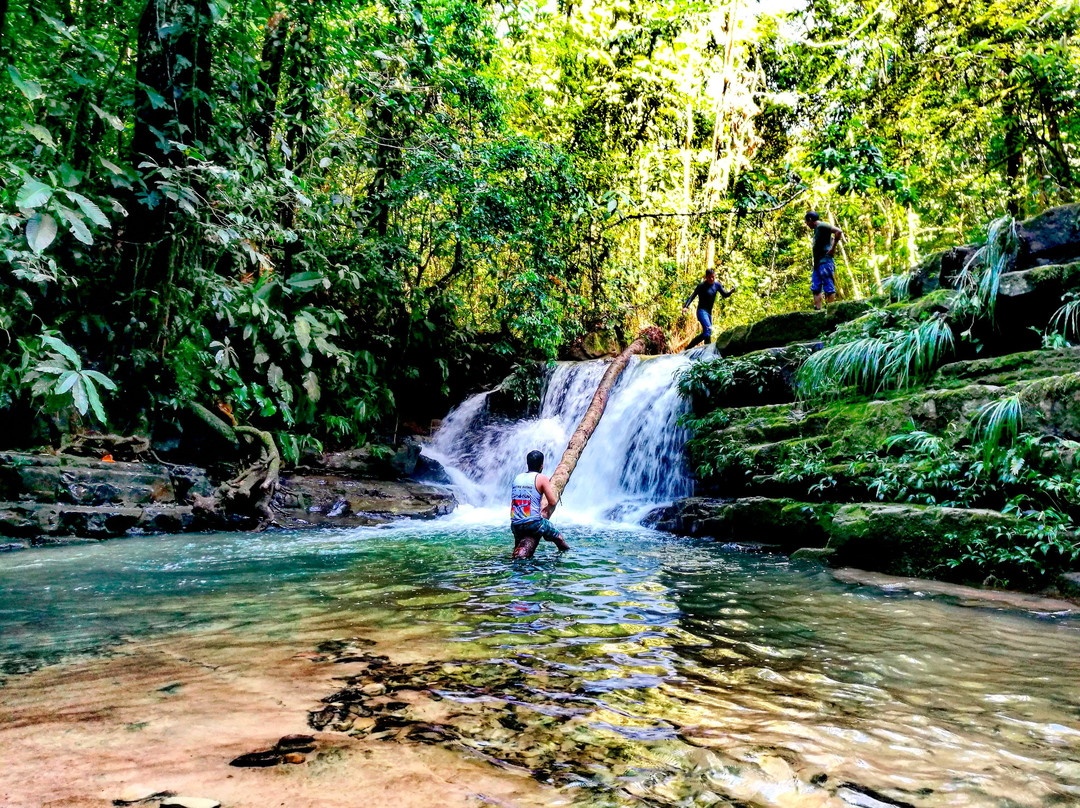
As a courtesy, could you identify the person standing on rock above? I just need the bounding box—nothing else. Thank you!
[510,450,569,559]
[805,211,844,310]
[682,268,737,350]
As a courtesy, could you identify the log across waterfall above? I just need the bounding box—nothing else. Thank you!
[426,331,695,522]
[549,327,666,498]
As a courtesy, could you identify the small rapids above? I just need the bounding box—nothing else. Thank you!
[427,350,707,523]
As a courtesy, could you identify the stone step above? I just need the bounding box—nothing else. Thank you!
[0,452,212,507]
[0,501,196,544]
[713,372,1080,453]
[932,347,1080,390]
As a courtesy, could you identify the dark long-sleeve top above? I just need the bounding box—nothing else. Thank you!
[684,280,730,313]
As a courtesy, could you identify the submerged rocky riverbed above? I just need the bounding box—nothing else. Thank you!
[2,518,1080,808]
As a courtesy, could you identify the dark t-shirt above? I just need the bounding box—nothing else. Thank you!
[684,280,728,313]
[812,223,835,265]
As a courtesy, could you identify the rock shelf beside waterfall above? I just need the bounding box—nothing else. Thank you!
[0,449,455,548]
[659,204,1080,595]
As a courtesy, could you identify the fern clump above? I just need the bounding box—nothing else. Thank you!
[953,216,1020,322]
[796,314,954,401]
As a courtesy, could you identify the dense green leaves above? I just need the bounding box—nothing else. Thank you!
[0,0,1078,449]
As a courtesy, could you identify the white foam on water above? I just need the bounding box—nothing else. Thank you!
[427,347,713,526]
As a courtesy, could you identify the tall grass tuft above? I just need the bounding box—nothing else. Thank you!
[969,394,1023,457]
[954,216,1019,322]
[880,272,914,301]
[1049,295,1080,343]
[796,314,955,400]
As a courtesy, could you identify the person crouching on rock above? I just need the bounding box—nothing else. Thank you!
[510,450,569,559]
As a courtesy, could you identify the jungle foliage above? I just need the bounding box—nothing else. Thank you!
[3,0,1080,452]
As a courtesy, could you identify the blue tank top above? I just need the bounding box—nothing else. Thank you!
[510,472,543,524]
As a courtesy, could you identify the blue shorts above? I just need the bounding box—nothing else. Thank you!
[696,308,712,338]
[811,257,836,295]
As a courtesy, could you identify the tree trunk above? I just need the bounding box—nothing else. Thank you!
[251,11,289,164]
[549,328,665,497]
[1003,97,1023,218]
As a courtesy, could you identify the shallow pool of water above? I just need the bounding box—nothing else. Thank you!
[2,519,1080,807]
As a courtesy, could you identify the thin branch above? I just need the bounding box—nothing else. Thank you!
[604,188,808,229]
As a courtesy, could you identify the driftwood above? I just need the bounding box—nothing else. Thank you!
[549,327,666,497]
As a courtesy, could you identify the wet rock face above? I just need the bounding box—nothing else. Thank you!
[0,453,207,545]
[272,475,455,528]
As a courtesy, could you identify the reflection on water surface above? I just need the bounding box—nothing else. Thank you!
[2,520,1080,807]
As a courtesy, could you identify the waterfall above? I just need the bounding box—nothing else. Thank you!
[427,348,711,524]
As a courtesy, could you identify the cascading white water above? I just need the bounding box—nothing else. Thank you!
[427,348,711,524]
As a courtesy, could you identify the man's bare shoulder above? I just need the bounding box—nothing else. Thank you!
[535,473,552,488]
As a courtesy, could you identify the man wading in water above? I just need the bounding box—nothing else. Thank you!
[805,211,844,310]
[682,268,736,349]
[510,450,569,559]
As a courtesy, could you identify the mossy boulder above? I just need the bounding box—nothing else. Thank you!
[908,245,979,296]
[828,502,1020,579]
[824,299,874,329]
[712,323,751,354]
[741,310,826,353]
[713,301,871,358]
[976,261,1080,353]
[562,331,621,361]
[1015,203,1080,268]
[932,347,1080,389]
[686,342,820,412]
[663,496,833,550]
[656,496,1079,587]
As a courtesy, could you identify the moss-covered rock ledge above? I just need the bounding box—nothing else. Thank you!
[648,497,1077,585]
[664,205,1080,595]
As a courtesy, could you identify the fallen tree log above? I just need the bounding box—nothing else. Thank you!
[549,327,666,498]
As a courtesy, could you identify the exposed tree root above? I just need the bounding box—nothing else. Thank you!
[192,425,281,530]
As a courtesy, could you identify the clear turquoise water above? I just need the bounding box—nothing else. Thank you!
[3,520,1080,807]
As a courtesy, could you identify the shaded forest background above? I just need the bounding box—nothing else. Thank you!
[2,0,1077,455]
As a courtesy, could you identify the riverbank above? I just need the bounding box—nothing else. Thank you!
[0,447,455,550]
[0,610,545,808]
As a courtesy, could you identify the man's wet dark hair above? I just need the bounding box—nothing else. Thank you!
[704,268,715,277]
[527,450,544,472]
[805,211,820,222]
